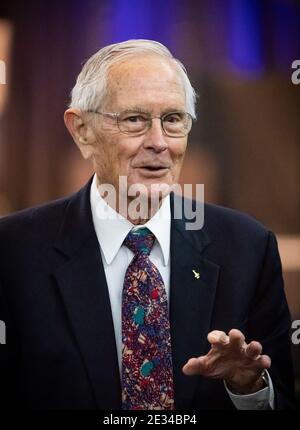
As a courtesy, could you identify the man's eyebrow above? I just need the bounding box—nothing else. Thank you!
[119,107,185,114]
[161,108,186,114]
[119,107,149,113]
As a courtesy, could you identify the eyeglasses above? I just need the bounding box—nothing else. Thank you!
[86,109,193,138]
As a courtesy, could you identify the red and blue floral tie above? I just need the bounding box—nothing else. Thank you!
[121,227,174,410]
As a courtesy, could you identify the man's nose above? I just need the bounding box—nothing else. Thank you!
[143,118,168,152]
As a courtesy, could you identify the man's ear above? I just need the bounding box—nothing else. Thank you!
[64,108,95,160]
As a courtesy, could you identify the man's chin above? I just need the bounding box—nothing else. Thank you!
[129,181,172,201]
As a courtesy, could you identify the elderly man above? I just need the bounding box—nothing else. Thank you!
[0,40,296,410]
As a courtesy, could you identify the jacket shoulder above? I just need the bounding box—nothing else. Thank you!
[201,202,275,263]
[0,195,72,242]
[204,202,269,236]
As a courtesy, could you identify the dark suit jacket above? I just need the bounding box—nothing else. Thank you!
[0,179,296,409]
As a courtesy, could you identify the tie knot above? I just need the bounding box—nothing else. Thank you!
[124,227,155,256]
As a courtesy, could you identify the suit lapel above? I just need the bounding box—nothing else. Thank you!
[170,195,220,409]
[52,180,121,409]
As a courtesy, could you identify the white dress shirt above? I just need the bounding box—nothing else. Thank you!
[90,174,274,410]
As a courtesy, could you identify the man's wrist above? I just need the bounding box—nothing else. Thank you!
[226,370,269,395]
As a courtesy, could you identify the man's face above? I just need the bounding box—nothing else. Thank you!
[89,55,189,202]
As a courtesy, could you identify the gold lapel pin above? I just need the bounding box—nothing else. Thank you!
[192,269,200,279]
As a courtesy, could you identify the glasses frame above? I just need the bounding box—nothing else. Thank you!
[86,109,193,138]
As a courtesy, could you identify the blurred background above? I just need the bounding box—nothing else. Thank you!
[0,0,299,401]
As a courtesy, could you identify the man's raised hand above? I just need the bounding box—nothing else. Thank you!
[182,329,271,394]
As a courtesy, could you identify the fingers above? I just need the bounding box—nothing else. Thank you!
[227,330,270,370]
[258,354,271,369]
[228,329,245,350]
[245,341,262,359]
[244,342,271,369]
[184,329,271,381]
[207,329,246,351]
[182,356,206,376]
[207,330,228,346]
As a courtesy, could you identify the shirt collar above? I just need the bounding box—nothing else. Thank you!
[90,175,171,266]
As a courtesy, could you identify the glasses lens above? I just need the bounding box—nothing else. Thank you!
[162,112,192,137]
[118,111,149,134]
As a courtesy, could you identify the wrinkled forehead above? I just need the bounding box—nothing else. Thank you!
[104,54,186,109]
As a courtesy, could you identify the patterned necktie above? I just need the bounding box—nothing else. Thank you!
[121,227,174,410]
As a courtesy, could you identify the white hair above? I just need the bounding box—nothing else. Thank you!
[69,39,197,119]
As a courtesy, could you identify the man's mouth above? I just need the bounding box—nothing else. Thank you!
[136,165,170,177]
[142,166,168,171]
